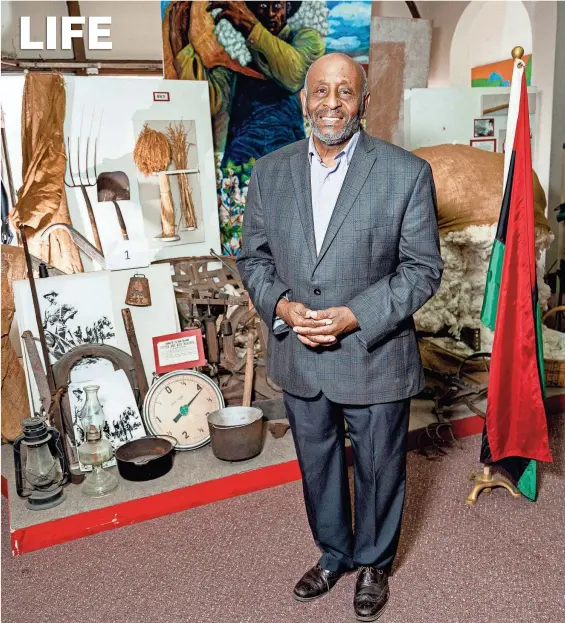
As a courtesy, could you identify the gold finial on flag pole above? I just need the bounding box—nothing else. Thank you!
[512,46,524,60]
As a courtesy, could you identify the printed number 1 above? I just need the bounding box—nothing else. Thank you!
[125,250,130,260]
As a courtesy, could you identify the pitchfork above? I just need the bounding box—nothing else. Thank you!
[65,109,103,253]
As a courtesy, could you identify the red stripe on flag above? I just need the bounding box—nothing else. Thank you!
[486,72,552,463]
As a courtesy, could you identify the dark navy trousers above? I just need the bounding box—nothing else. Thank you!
[283,391,410,574]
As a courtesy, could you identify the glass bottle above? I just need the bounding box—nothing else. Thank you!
[77,425,119,497]
[79,385,104,433]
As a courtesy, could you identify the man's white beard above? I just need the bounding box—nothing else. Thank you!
[307,110,362,146]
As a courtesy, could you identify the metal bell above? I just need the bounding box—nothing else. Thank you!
[125,273,151,307]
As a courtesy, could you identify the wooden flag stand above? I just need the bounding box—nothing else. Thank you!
[466,46,527,506]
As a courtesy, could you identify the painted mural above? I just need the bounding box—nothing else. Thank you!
[471,55,532,88]
[162,0,372,254]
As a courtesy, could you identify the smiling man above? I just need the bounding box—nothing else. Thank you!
[237,53,443,621]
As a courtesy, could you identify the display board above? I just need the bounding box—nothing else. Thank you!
[0,76,221,269]
[404,86,537,159]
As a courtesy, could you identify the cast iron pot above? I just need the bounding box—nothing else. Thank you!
[115,436,176,482]
[207,406,264,461]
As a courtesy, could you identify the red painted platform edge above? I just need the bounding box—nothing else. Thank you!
[10,459,302,556]
[8,407,563,556]
[1,474,8,499]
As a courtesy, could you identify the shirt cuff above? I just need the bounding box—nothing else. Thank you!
[272,291,290,332]
[247,22,267,50]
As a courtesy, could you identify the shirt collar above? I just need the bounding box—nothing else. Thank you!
[308,130,361,167]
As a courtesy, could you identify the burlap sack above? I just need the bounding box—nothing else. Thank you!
[1,246,31,442]
[413,145,550,235]
[9,72,83,274]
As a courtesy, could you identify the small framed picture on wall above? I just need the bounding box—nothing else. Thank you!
[474,118,495,137]
[470,138,497,152]
[498,129,507,153]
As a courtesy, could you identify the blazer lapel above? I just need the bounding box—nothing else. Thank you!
[314,131,378,270]
[290,146,317,265]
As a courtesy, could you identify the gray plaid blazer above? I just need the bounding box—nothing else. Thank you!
[236,130,443,404]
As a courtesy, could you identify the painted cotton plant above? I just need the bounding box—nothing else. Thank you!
[216,156,254,255]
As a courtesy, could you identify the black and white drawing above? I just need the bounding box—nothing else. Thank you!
[474,117,495,138]
[69,369,146,472]
[42,290,115,360]
[14,272,118,365]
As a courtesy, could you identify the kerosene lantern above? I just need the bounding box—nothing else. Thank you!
[78,425,119,497]
[13,418,68,510]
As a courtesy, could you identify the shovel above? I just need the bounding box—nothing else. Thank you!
[97,171,130,240]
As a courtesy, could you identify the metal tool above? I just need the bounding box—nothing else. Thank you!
[21,331,52,418]
[19,226,84,485]
[209,248,240,279]
[121,308,149,400]
[97,171,130,240]
[41,223,105,268]
[65,113,103,252]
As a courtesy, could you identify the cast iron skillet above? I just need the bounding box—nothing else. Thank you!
[115,436,177,482]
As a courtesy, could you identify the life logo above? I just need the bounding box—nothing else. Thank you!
[20,16,112,50]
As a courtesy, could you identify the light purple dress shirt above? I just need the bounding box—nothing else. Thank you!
[308,130,360,254]
[273,131,361,330]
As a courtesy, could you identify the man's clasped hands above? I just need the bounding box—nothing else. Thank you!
[275,299,360,348]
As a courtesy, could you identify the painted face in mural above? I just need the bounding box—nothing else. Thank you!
[250,1,288,36]
[302,53,369,146]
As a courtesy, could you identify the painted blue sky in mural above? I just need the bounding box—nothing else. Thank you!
[325,0,372,62]
[161,1,372,62]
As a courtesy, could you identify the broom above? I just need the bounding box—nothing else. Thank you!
[166,122,197,230]
[133,123,176,239]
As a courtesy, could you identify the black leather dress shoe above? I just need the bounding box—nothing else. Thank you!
[354,567,389,621]
[293,563,344,602]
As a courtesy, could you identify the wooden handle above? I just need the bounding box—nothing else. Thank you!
[482,103,509,115]
[158,173,176,238]
[242,330,255,408]
[542,305,565,322]
[80,185,103,251]
[121,308,149,400]
[113,201,129,240]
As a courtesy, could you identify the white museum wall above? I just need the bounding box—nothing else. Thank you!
[404,86,537,158]
[1,75,221,268]
[1,0,163,60]
[449,1,532,89]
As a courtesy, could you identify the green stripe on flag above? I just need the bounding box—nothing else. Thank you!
[517,459,537,500]
[535,302,546,398]
[480,238,505,331]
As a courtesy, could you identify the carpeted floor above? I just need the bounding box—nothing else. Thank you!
[2,416,564,623]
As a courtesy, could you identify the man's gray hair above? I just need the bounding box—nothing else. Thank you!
[303,56,369,112]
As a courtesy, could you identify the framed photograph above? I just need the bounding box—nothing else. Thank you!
[153,329,206,374]
[474,118,495,137]
[470,138,497,152]
[498,129,507,153]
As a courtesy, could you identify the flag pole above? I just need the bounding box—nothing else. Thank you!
[466,46,526,505]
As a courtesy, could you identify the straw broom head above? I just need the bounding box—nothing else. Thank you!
[166,122,189,170]
[133,123,171,177]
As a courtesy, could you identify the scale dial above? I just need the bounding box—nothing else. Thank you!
[143,370,224,450]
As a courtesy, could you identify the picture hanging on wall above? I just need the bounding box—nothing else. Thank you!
[498,129,507,153]
[13,272,118,366]
[161,0,372,255]
[474,118,495,138]
[470,138,497,153]
[471,55,532,87]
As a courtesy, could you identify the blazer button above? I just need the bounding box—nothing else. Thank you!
[314,288,321,295]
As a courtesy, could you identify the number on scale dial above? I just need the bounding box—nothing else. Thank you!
[143,371,224,450]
